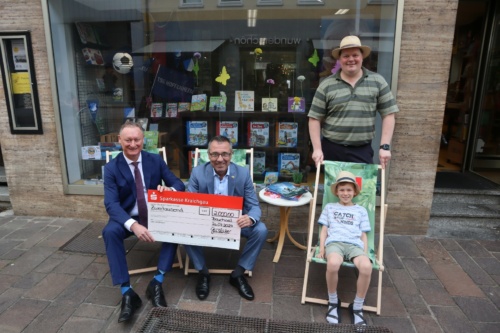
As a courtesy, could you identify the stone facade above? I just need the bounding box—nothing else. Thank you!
[0,0,459,234]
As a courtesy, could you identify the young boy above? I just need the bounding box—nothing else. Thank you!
[316,171,372,326]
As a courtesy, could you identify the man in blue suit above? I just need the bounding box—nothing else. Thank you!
[185,136,267,301]
[103,121,185,323]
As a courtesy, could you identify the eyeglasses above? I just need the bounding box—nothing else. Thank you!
[208,152,232,159]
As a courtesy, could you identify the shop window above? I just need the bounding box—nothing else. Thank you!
[180,0,203,8]
[218,0,243,7]
[257,0,283,6]
[297,0,324,5]
[45,0,400,194]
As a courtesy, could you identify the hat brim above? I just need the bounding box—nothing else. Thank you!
[330,181,360,197]
[331,45,371,60]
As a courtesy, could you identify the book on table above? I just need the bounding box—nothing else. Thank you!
[266,182,307,200]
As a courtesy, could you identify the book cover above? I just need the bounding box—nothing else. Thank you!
[144,131,159,151]
[287,97,306,113]
[186,121,208,146]
[166,103,178,118]
[81,48,104,65]
[278,153,300,176]
[235,91,255,111]
[124,107,135,119]
[253,151,266,175]
[262,98,278,112]
[150,103,163,118]
[99,142,121,159]
[276,122,298,147]
[266,182,307,199]
[82,145,101,160]
[208,96,226,112]
[216,121,238,146]
[178,102,191,113]
[75,22,98,44]
[190,94,207,111]
[264,171,279,185]
[247,121,269,147]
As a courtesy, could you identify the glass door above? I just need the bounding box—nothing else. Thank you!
[471,2,500,184]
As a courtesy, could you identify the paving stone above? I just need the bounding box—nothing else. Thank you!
[12,271,46,289]
[0,298,49,333]
[1,248,25,260]
[272,295,312,322]
[240,301,271,319]
[430,305,476,333]
[177,299,217,313]
[38,229,81,248]
[415,280,455,306]
[370,316,415,333]
[73,303,115,321]
[0,259,10,270]
[53,253,95,275]
[457,239,493,258]
[0,240,22,256]
[163,269,189,306]
[6,223,46,241]
[478,239,500,252]
[376,286,406,317]
[439,238,462,251]
[17,225,59,250]
[454,296,500,323]
[79,262,109,280]
[0,274,18,294]
[388,269,419,295]
[57,278,99,305]
[33,254,66,273]
[22,300,76,333]
[86,286,122,306]
[415,237,456,265]
[25,272,76,300]
[479,285,500,308]
[474,257,500,275]
[273,255,305,278]
[383,245,404,269]
[473,322,500,333]
[449,251,495,285]
[390,235,421,257]
[1,246,56,276]
[58,316,107,333]
[402,258,438,280]
[399,294,430,315]
[430,262,485,297]
[217,291,242,312]
[410,314,442,333]
[0,287,25,313]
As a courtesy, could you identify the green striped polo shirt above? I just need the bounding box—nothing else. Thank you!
[308,68,399,146]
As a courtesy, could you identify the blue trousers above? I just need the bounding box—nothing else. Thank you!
[184,221,267,272]
[102,221,177,285]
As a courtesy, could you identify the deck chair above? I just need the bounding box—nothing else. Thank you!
[301,161,387,315]
[105,147,184,275]
[184,147,254,276]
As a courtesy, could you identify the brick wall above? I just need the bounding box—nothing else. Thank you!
[0,0,458,234]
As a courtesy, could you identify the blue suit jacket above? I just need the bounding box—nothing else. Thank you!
[104,150,185,226]
[188,162,261,224]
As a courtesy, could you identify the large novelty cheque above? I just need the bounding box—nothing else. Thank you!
[147,190,243,250]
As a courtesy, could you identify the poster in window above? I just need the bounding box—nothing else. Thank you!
[11,40,28,70]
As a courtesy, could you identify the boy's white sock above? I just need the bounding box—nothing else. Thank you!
[326,292,339,324]
[353,296,365,325]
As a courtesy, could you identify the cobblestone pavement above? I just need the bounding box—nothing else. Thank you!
[0,213,498,332]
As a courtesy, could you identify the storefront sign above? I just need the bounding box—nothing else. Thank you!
[231,36,301,46]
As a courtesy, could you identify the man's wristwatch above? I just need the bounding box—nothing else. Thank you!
[379,144,391,151]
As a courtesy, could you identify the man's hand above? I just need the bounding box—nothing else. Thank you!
[130,222,155,242]
[379,149,391,169]
[311,149,324,166]
[236,214,253,229]
[157,185,173,192]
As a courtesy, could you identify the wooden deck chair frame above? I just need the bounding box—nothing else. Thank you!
[301,161,387,315]
[184,147,254,276]
[105,147,184,275]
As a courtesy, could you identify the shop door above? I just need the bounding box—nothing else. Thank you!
[440,0,487,172]
[470,2,500,185]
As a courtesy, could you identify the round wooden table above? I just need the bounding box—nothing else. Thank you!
[259,189,312,263]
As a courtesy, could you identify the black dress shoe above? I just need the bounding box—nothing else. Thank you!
[146,280,167,307]
[196,273,210,300]
[229,275,254,300]
[118,289,142,323]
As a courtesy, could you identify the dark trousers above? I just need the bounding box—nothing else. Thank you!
[102,221,177,285]
[322,137,373,163]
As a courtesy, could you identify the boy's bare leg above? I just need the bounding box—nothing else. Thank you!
[325,253,343,293]
[352,255,372,298]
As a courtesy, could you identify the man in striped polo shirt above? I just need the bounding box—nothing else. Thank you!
[308,36,399,169]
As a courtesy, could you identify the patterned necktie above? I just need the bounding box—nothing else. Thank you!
[132,161,148,227]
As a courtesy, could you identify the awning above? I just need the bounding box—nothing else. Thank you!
[133,40,225,54]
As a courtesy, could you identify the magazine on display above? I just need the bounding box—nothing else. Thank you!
[235,91,254,111]
[247,121,269,147]
[253,151,266,175]
[166,103,178,118]
[209,96,226,112]
[178,102,191,113]
[278,152,300,174]
[186,121,208,146]
[262,98,278,112]
[150,103,163,118]
[216,121,238,146]
[287,97,306,113]
[276,122,298,147]
[190,94,207,111]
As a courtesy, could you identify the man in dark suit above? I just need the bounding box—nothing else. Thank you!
[103,121,185,323]
[185,136,267,301]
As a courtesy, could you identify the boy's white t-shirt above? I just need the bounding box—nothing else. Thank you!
[318,202,371,249]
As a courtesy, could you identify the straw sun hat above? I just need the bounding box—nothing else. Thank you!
[330,171,361,197]
[331,35,371,60]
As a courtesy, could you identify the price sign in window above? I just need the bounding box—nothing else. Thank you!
[0,31,42,134]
